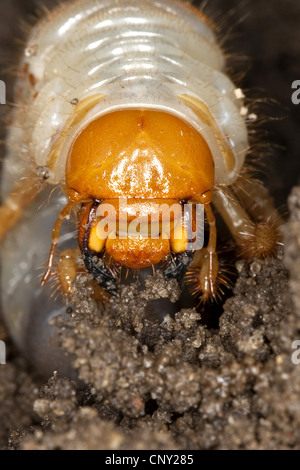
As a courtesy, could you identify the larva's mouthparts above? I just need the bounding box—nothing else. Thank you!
[78,197,194,284]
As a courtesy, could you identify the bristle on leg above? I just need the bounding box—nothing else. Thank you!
[48,248,110,302]
[238,220,282,259]
[186,254,232,303]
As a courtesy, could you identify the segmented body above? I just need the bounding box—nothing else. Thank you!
[11,0,247,187]
[1,0,252,373]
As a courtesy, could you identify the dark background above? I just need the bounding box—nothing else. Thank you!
[0,0,299,208]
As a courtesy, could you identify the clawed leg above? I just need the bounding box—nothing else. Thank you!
[187,203,220,302]
[213,182,282,259]
[232,176,282,223]
[54,248,109,301]
[41,200,77,285]
[186,178,282,302]
[0,174,44,240]
[56,248,81,296]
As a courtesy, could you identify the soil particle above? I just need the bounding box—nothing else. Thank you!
[3,227,298,449]
[0,359,38,450]
[17,374,177,451]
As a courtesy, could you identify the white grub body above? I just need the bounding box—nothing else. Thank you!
[1,0,248,374]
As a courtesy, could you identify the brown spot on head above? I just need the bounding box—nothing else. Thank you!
[29,73,36,87]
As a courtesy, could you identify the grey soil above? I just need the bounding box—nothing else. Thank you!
[1,197,300,449]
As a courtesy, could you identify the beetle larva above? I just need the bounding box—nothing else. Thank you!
[0,0,280,372]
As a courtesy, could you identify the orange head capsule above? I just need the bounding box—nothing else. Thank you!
[65,109,214,293]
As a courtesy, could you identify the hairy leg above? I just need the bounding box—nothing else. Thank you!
[187,203,219,302]
[56,247,109,301]
[41,200,77,285]
[232,176,283,223]
[0,175,44,240]
[213,182,281,258]
[186,179,281,301]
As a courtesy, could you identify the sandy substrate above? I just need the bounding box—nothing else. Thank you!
[1,0,300,451]
[0,211,299,450]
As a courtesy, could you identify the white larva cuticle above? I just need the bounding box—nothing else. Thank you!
[1,0,249,374]
[13,0,248,186]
